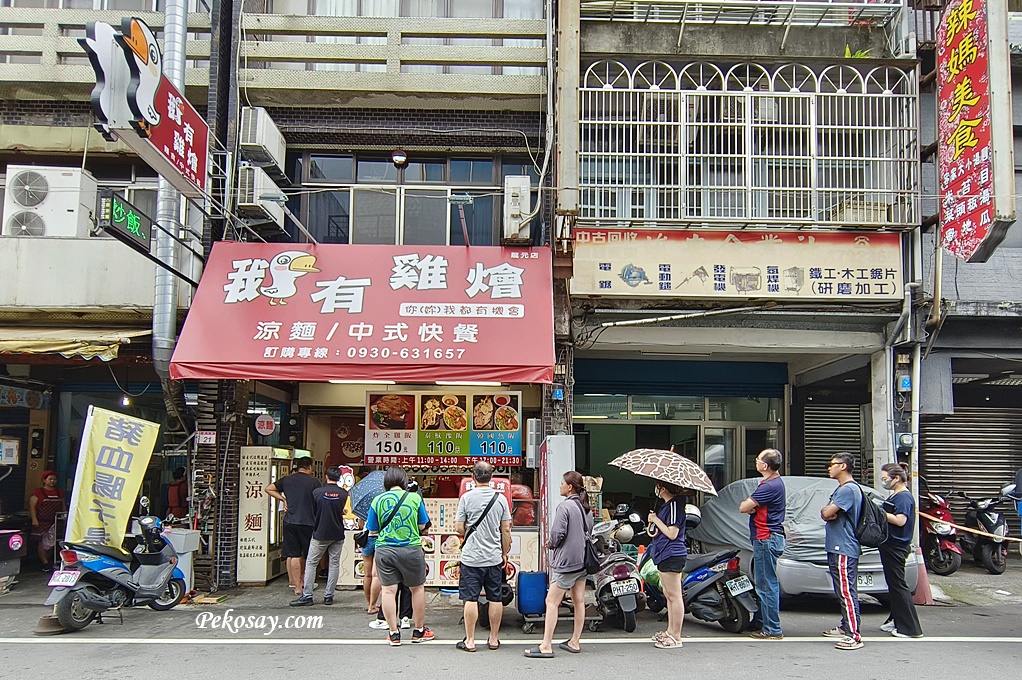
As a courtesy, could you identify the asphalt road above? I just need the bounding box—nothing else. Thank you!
[1,560,1019,678]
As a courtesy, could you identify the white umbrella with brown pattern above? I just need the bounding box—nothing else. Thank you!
[609,447,718,496]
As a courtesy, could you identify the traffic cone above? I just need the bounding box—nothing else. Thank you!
[912,546,934,606]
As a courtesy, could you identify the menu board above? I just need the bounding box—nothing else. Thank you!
[365,391,522,466]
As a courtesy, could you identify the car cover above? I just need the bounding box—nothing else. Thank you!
[688,476,883,562]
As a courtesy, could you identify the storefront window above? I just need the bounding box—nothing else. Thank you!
[629,396,704,421]
[704,427,736,492]
[573,394,628,421]
[708,397,781,422]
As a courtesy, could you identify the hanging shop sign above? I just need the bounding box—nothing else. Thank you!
[571,228,903,300]
[936,0,1016,262]
[79,17,209,197]
[65,407,160,551]
[169,243,555,384]
[365,391,523,466]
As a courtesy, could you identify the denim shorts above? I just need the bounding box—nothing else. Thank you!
[361,535,377,557]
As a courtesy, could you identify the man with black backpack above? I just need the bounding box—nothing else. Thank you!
[820,452,864,651]
[454,461,512,652]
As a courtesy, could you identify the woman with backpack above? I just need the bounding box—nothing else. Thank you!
[878,463,923,638]
[524,471,593,658]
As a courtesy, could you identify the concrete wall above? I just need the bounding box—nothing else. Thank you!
[0,236,191,310]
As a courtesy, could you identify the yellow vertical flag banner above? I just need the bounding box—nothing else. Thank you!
[65,406,161,551]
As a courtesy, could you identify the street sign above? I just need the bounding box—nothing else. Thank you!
[254,414,276,436]
[97,190,152,256]
[196,430,217,445]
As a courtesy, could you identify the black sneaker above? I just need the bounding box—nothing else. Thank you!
[411,627,435,643]
[388,630,401,646]
[289,596,314,607]
[323,596,334,606]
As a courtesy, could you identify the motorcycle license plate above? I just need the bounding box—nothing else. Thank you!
[47,570,80,587]
[611,579,640,597]
[857,573,874,588]
[725,575,753,596]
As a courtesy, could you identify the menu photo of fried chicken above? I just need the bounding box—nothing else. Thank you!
[368,393,415,430]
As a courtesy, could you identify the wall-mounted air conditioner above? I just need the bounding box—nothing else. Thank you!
[239,107,287,180]
[2,166,98,238]
[502,175,532,241]
[237,165,284,227]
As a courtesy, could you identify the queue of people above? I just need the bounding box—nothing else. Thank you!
[266,452,922,653]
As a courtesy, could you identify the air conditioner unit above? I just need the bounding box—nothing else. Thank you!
[2,166,98,238]
[502,174,532,241]
[237,165,284,227]
[239,107,287,179]
[525,418,542,469]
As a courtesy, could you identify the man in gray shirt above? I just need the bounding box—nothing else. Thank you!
[454,461,512,652]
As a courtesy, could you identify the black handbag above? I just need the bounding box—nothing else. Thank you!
[353,529,370,549]
[573,498,601,575]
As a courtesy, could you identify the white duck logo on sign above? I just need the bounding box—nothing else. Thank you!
[117,17,162,135]
[260,251,320,305]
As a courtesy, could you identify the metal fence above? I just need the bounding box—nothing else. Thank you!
[579,60,919,229]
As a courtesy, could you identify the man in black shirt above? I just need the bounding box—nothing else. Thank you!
[291,465,348,606]
[266,457,321,596]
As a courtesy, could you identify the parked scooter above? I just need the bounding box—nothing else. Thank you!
[44,497,187,631]
[638,504,757,633]
[918,477,962,576]
[956,476,1020,575]
[590,511,646,632]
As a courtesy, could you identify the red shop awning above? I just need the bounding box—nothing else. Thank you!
[170,243,554,384]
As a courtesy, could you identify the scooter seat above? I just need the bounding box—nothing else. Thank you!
[683,550,738,573]
[63,541,131,562]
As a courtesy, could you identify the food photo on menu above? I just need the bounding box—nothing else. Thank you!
[472,393,520,431]
[420,394,468,431]
[368,393,414,429]
[421,535,436,553]
[440,559,461,582]
[440,534,463,555]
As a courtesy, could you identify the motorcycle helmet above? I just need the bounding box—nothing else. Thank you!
[685,503,702,530]
[501,582,515,607]
[613,523,635,543]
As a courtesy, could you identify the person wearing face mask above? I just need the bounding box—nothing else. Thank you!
[647,480,688,649]
[878,463,923,638]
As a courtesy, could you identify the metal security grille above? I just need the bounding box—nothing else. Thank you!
[921,408,1022,536]
[579,60,918,229]
[803,403,863,479]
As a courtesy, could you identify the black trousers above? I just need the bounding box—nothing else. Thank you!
[376,582,413,621]
[879,540,923,636]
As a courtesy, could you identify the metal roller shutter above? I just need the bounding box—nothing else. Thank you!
[804,404,863,479]
[920,407,1022,536]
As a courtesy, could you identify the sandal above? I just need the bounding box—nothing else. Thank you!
[524,647,555,658]
[456,639,477,652]
[654,633,682,649]
[558,641,581,653]
[652,630,668,642]
[487,640,500,650]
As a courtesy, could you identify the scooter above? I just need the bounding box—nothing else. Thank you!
[591,512,646,632]
[639,505,757,633]
[44,497,187,631]
[918,477,962,576]
[956,479,1018,575]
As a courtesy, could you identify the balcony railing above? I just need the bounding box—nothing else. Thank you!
[580,0,905,29]
[579,60,919,229]
[0,8,546,106]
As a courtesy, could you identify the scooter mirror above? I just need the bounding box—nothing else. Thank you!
[628,513,642,523]
[140,496,150,509]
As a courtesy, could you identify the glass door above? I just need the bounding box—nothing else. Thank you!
[703,427,737,491]
[743,427,780,478]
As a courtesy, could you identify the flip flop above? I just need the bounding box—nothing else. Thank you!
[558,641,581,654]
[488,641,500,650]
[524,647,555,658]
[456,639,477,652]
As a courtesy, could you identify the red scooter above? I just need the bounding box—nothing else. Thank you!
[919,477,962,576]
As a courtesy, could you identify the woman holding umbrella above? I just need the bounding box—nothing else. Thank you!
[647,481,688,649]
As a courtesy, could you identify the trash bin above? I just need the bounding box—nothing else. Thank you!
[164,528,200,592]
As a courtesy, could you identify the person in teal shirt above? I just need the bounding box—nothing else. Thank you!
[366,467,433,646]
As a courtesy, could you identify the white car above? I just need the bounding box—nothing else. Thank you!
[688,476,919,600]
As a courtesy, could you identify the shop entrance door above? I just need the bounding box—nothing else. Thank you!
[703,427,736,492]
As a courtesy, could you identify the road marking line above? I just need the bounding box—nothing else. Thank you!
[0,636,1019,645]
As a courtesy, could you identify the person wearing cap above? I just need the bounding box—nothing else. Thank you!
[30,470,66,571]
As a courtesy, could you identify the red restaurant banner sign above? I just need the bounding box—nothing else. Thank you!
[937,0,1015,262]
[169,243,555,384]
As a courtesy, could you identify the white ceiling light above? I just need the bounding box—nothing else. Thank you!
[329,380,396,385]
[435,381,503,386]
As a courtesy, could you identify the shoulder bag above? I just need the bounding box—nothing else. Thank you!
[572,497,601,575]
